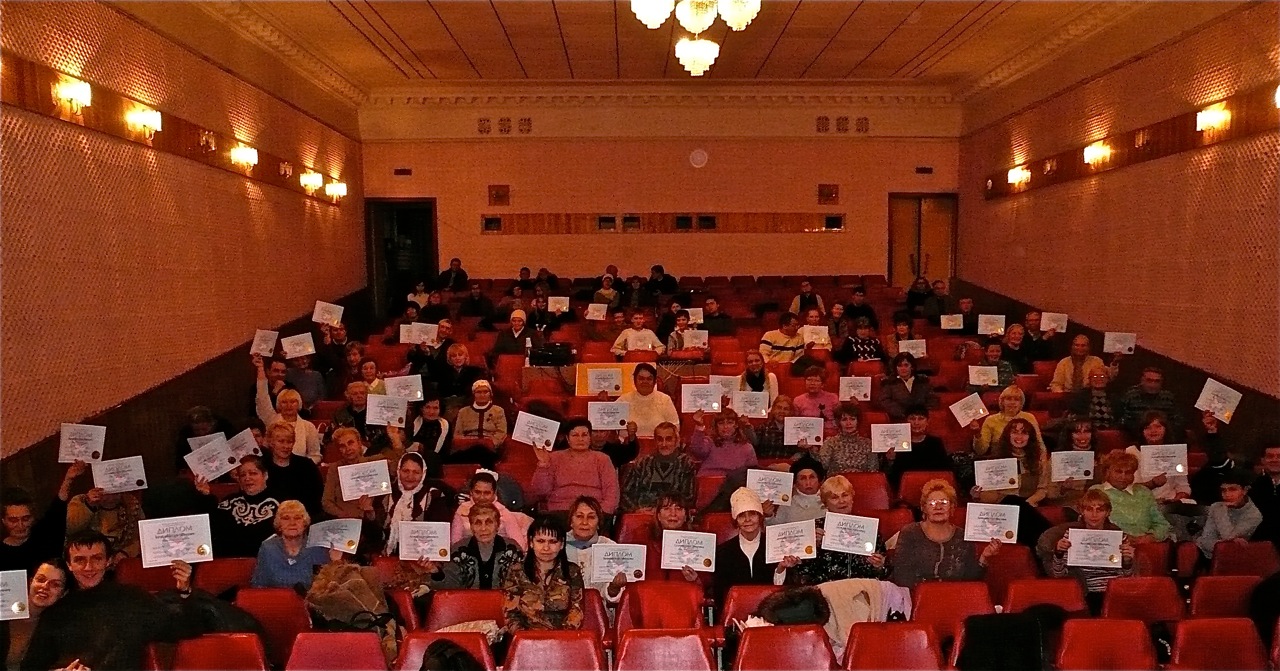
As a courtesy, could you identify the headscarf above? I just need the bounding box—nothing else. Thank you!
[384,453,427,555]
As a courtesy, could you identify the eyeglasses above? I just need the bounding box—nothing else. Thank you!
[924,499,952,507]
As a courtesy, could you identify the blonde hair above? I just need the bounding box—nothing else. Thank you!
[275,388,303,409]
[920,478,957,504]
[331,426,362,445]
[447,343,470,359]
[1101,450,1139,474]
[1079,489,1112,511]
[819,475,853,505]
[266,421,296,442]
[273,500,310,533]
[998,385,1026,407]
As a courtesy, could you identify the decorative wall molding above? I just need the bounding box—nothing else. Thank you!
[365,84,956,109]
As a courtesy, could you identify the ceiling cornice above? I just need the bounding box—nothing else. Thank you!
[196,1,368,107]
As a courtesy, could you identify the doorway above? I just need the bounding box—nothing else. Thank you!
[366,199,437,323]
[887,193,957,287]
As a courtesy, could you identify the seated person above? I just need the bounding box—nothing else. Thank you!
[752,395,796,460]
[1067,368,1121,430]
[970,419,1053,546]
[665,309,708,360]
[689,409,758,478]
[811,402,877,475]
[586,310,627,343]
[835,318,887,366]
[525,296,558,333]
[459,283,495,322]
[884,404,953,491]
[973,386,1045,457]
[451,380,507,469]
[1090,451,1171,543]
[195,456,282,558]
[1021,310,1060,360]
[329,342,368,396]
[408,281,430,308]
[1049,419,1101,511]
[532,419,620,515]
[255,360,322,463]
[419,291,452,324]
[1000,324,1035,374]
[1051,335,1112,393]
[828,303,852,343]
[356,357,388,396]
[701,295,736,336]
[245,357,292,427]
[375,453,456,557]
[878,353,937,421]
[921,280,958,326]
[611,311,665,356]
[394,503,524,594]
[491,310,543,360]
[261,420,324,520]
[322,427,407,520]
[407,319,455,377]
[285,353,327,410]
[842,287,879,331]
[381,302,422,345]
[4,559,68,669]
[890,479,1001,589]
[956,297,979,335]
[620,421,697,513]
[250,500,337,590]
[1124,411,1191,506]
[1115,367,1183,438]
[592,274,621,309]
[759,312,805,364]
[452,471,532,550]
[432,344,486,411]
[616,364,679,438]
[1195,469,1262,559]
[788,280,825,316]
[584,421,641,469]
[792,366,839,433]
[438,257,470,293]
[768,456,827,525]
[409,395,451,457]
[501,516,585,632]
[905,277,932,315]
[0,461,83,573]
[1036,489,1136,614]
[967,339,1016,394]
[790,474,889,585]
[641,491,705,585]
[563,497,625,603]
[1249,445,1280,546]
[713,488,797,602]
[331,381,371,441]
[738,351,779,404]
[644,265,679,297]
[882,314,916,358]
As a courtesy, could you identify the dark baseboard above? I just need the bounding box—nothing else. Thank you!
[2,288,373,509]
[952,279,1280,459]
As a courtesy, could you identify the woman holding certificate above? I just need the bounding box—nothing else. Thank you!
[501,516,585,632]
[791,475,889,585]
[374,453,455,557]
[811,403,877,476]
[561,497,626,603]
[532,420,620,516]
[689,409,758,477]
[892,479,1001,590]
[713,488,797,602]
[970,419,1053,546]
[254,359,321,464]
[738,351,779,406]
[391,503,523,593]
[877,354,937,422]
[250,500,338,590]
[1034,489,1135,614]
[195,456,281,558]
[972,386,1044,457]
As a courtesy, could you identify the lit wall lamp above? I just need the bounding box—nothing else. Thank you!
[299,171,324,195]
[1007,166,1031,186]
[1083,141,1112,166]
[125,107,162,140]
[324,181,347,202]
[54,77,92,115]
[229,144,258,169]
[1274,84,1279,108]
[1195,103,1231,132]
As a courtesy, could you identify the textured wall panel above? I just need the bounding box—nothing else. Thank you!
[958,3,1280,396]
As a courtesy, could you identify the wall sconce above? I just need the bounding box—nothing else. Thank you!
[299,171,324,195]
[229,144,258,169]
[54,77,92,115]
[1134,129,1151,149]
[1083,141,1112,166]
[1274,85,1279,109]
[125,107,162,140]
[324,181,347,201]
[1195,103,1231,132]
[1042,158,1057,175]
[1007,166,1031,186]
[278,161,293,179]
[199,130,217,153]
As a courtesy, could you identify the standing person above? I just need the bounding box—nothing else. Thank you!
[616,364,679,438]
[788,280,825,316]
[1,461,85,574]
[500,516,585,633]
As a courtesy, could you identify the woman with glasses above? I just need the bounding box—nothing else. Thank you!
[890,479,1002,590]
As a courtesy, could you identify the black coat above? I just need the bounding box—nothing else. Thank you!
[713,536,779,603]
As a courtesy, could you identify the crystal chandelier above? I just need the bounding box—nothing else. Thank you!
[631,0,675,30]
[675,0,718,35]
[718,0,760,31]
[675,37,720,77]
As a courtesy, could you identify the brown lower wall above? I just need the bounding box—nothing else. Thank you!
[953,279,1280,459]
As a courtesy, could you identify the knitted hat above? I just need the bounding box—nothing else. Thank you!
[509,309,527,321]
[730,487,764,519]
[471,379,492,392]
[790,455,827,482]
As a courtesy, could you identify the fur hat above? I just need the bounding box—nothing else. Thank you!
[730,487,764,519]
[790,455,827,482]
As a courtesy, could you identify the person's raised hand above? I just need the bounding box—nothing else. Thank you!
[980,538,1002,563]
[680,566,699,583]
[172,560,193,591]
[1056,536,1071,554]
[1201,411,1219,433]
[85,487,105,508]
[884,446,896,462]
[415,557,438,574]
[777,555,800,570]
[65,460,89,482]
[869,553,886,569]
[193,476,211,497]
[692,410,705,426]
[608,572,628,597]
[534,447,552,466]
[762,501,777,518]
[252,354,265,371]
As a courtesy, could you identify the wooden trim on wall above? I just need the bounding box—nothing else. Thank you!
[477,212,846,235]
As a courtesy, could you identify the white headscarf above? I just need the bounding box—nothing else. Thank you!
[383,453,427,555]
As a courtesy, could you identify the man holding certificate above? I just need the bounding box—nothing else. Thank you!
[1035,489,1135,614]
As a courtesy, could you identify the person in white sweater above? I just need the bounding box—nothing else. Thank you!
[611,311,665,356]
[616,363,679,438]
[255,356,321,463]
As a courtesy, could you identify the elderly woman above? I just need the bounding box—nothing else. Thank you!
[263,421,324,520]
[753,395,796,460]
[501,515,585,632]
[357,357,388,396]
[250,500,337,590]
[713,488,798,602]
[196,456,282,558]
[641,490,705,585]
[452,471,532,550]
[452,380,507,469]
[3,560,68,670]
[592,274,621,309]
[532,419,620,515]
[689,409,758,477]
[768,456,827,525]
[878,353,936,421]
[561,497,627,603]
[811,402,877,475]
[890,479,1001,590]
[255,360,321,463]
[1090,451,1171,543]
[792,366,840,433]
[973,385,1045,457]
[1036,489,1136,614]
[791,475,889,585]
[971,418,1053,545]
[375,453,455,557]
[409,394,451,457]
[393,503,524,595]
[738,351,779,405]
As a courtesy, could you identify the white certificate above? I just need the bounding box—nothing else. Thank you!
[963,503,1020,544]
[0,570,28,621]
[968,366,999,387]
[548,296,571,313]
[337,460,393,501]
[59,423,106,463]
[398,521,452,561]
[585,303,608,321]
[681,383,723,413]
[822,513,879,556]
[251,329,279,357]
[586,367,624,395]
[940,314,964,330]
[1040,312,1068,332]
[513,411,561,450]
[1066,528,1123,568]
[366,394,408,427]
[92,456,148,493]
[682,329,709,348]
[1195,378,1242,423]
[800,325,829,346]
[977,314,1006,335]
[312,300,344,326]
[138,514,213,568]
[660,530,717,572]
[870,423,912,453]
[732,391,769,419]
[746,469,794,506]
[784,417,824,445]
[400,322,438,345]
[898,339,927,358]
[384,375,424,401]
[183,436,239,482]
[187,433,225,451]
[590,544,648,583]
[588,402,630,430]
[975,457,1020,491]
[1140,444,1189,479]
[226,428,262,460]
[1103,331,1137,354]
[765,520,817,563]
[838,376,872,402]
[280,333,316,359]
[1051,451,1096,482]
[709,375,740,398]
[308,518,362,553]
[948,393,990,426]
[685,308,704,325]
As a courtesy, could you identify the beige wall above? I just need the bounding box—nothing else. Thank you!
[363,137,958,279]
[0,2,366,457]
[957,2,1279,396]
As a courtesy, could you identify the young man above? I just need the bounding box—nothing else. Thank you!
[1116,367,1182,438]
[616,364,679,438]
[611,311,665,356]
[701,296,736,336]
[759,312,805,363]
[788,280,824,316]
[1195,470,1263,559]
[1,461,85,573]
[437,257,469,293]
[842,286,878,330]
[1250,445,1280,546]
[620,421,696,513]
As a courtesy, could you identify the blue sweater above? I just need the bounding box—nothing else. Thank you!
[250,535,330,590]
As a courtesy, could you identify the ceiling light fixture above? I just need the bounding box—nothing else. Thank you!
[631,0,675,29]
[675,0,718,35]
[718,0,760,31]
[676,37,720,77]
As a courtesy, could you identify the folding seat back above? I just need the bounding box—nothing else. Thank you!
[234,587,311,668]
[718,584,783,626]
[285,632,387,671]
[852,507,915,543]
[733,625,835,671]
[841,472,891,509]
[115,557,177,593]
[424,589,504,630]
[1101,576,1183,622]
[506,630,606,671]
[1167,618,1268,670]
[581,587,613,648]
[192,557,257,598]
[1189,575,1261,617]
[896,471,956,507]
[982,543,1040,607]
[842,622,941,670]
[695,475,727,511]
[388,589,421,631]
[1002,578,1086,614]
[1133,540,1172,576]
[393,631,496,671]
[696,512,738,543]
[910,581,993,641]
[615,629,714,671]
[1056,619,1156,670]
[614,580,703,641]
[615,512,656,544]
[1210,540,1280,577]
[172,634,268,671]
